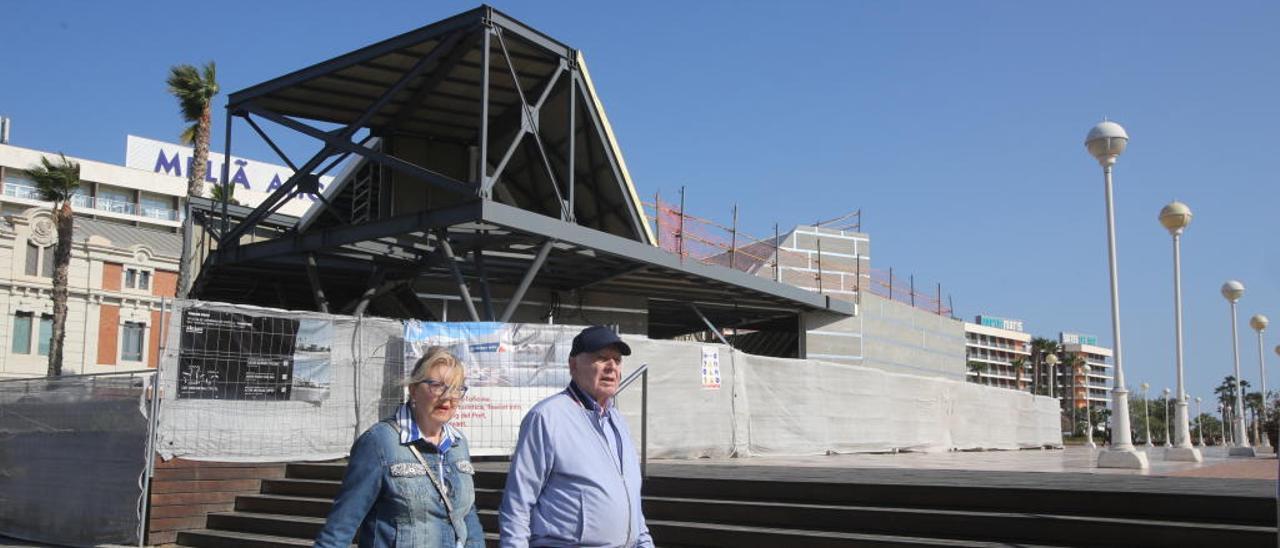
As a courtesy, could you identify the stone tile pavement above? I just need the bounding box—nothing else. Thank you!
[636,444,1279,497]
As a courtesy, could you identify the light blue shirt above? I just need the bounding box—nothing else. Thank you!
[499,383,653,547]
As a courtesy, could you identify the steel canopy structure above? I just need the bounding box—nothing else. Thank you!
[192,5,851,341]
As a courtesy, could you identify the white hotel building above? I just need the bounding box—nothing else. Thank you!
[963,316,1031,390]
[0,132,316,378]
[1058,332,1113,410]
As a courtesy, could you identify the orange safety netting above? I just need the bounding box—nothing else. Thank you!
[643,198,951,317]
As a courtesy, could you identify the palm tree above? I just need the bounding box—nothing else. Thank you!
[168,61,219,299]
[1215,375,1249,412]
[167,61,219,198]
[1215,375,1249,442]
[1245,391,1264,445]
[1010,356,1027,392]
[1063,353,1084,428]
[208,181,240,206]
[23,154,80,377]
[967,360,989,385]
[1030,337,1060,396]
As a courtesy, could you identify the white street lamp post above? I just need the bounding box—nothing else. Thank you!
[1220,402,1230,446]
[1159,202,1200,461]
[1195,397,1205,447]
[1250,314,1269,449]
[1084,364,1096,448]
[1222,280,1254,457]
[1141,382,1153,447]
[1085,120,1147,469]
[1045,353,1059,400]
[1275,344,1280,448]
[1162,388,1172,448]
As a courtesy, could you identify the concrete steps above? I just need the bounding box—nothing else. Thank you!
[175,461,1277,548]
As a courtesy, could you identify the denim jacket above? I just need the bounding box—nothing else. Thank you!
[315,418,485,548]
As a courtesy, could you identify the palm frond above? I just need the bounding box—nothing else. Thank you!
[179,122,199,145]
[208,183,241,206]
[167,61,220,123]
[23,153,81,203]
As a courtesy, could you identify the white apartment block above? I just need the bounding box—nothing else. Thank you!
[963,316,1031,390]
[1058,332,1113,409]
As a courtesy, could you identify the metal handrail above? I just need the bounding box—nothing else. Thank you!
[0,369,154,383]
[618,362,649,393]
[617,362,650,478]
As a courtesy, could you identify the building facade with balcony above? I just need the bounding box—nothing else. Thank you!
[0,143,186,378]
[1057,332,1113,410]
[963,316,1031,390]
[0,134,326,378]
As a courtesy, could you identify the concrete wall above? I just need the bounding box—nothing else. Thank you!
[800,294,966,382]
[857,292,966,381]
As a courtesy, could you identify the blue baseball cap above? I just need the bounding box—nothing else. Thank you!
[570,325,632,357]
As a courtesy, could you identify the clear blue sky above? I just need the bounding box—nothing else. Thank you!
[2,1,1276,406]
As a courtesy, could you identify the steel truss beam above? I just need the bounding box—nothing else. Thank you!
[227,10,483,107]
[219,200,482,264]
[222,30,474,248]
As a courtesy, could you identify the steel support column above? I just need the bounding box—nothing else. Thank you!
[567,67,576,222]
[220,109,234,239]
[437,230,481,322]
[352,267,386,317]
[472,241,497,321]
[500,239,555,322]
[396,282,436,321]
[306,253,330,313]
[478,25,491,198]
[690,303,733,348]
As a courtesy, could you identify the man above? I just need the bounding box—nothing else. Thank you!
[499,325,653,547]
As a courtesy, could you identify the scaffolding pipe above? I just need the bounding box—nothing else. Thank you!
[816,238,824,294]
[774,223,781,282]
[729,203,738,270]
[654,191,661,249]
[678,186,686,259]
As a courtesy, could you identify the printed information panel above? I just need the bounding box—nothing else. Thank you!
[176,309,332,400]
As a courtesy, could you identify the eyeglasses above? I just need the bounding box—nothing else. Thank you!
[419,379,469,398]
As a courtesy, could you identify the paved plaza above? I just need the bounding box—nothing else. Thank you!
[630,444,1279,501]
[649,445,1278,479]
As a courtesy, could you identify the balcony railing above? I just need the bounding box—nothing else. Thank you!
[3,185,177,221]
[2,184,42,201]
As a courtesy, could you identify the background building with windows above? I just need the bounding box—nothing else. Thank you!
[0,142,183,378]
[963,316,1032,390]
[1057,331,1113,410]
[0,130,321,378]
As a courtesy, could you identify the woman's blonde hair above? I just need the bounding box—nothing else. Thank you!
[404,346,467,392]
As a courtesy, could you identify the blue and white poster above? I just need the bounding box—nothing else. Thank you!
[403,322,583,455]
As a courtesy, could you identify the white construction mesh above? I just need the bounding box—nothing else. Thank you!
[154,301,1061,463]
[617,337,1061,458]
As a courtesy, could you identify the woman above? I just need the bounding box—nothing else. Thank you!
[315,347,484,547]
